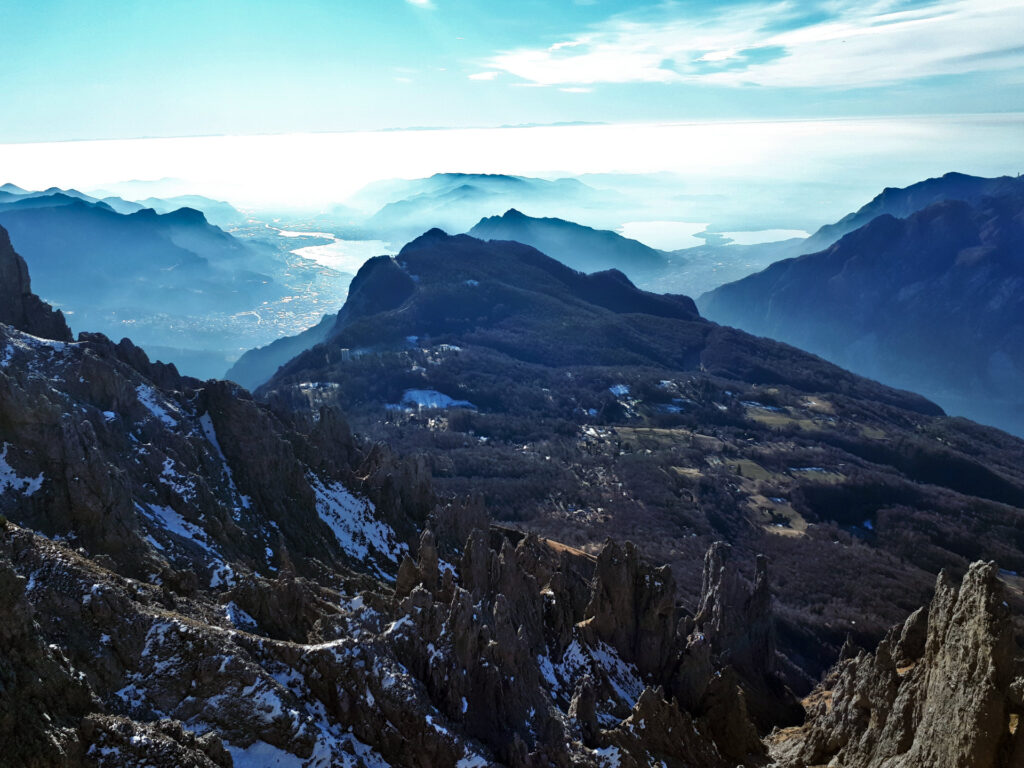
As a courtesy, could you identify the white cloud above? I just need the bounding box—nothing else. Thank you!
[560,87,593,93]
[468,71,500,80]
[484,0,1024,88]
[405,0,434,8]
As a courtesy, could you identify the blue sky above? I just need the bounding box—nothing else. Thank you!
[0,0,1021,142]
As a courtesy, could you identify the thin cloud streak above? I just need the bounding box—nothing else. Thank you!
[484,0,1024,88]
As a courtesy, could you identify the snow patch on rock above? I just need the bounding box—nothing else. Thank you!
[308,474,407,575]
[0,443,44,497]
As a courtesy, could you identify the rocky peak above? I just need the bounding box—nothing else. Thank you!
[0,224,72,341]
[582,538,677,678]
[695,544,774,679]
[332,254,416,327]
[772,560,1024,767]
[691,543,801,731]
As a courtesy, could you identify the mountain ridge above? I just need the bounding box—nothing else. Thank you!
[699,181,1024,436]
[0,190,281,378]
[469,208,669,276]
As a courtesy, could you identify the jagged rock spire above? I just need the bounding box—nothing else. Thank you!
[695,544,775,680]
[582,538,677,678]
[772,561,1024,767]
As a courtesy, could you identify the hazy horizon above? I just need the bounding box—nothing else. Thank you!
[2,113,1020,237]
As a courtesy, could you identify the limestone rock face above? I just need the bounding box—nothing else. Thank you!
[0,225,72,342]
[693,543,802,731]
[80,716,232,768]
[0,319,410,584]
[771,561,1024,768]
[601,687,727,768]
[583,539,677,678]
[695,544,774,677]
[0,551,95,767]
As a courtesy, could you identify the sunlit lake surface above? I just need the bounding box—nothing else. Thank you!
[716,229,811,245]
[618,221,709,250]
[273,229,394,274]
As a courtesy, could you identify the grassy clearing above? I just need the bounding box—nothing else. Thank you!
[749,493,808,537]
[731,458,773,482]
[801,397,836,414]
[746,408,821,431]
[671,466,703,478]
[789,468,846,484]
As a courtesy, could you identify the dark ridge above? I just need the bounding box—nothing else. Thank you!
[0,224,72,341]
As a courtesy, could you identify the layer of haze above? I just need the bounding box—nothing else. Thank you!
[1,114,1020,233]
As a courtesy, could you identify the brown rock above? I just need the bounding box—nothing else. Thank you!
[603,686,730,768]
[773,561,1024,768]
[583,539,677,678]
[693,543,801,731]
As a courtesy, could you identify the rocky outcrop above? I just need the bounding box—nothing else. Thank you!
[771,561,1024,767]
[0,319,410,583]
[386,526,790,767]
[0,224,72,341]
[601,687,728,768]
[582,539,677,678]
[0,548,94,767]
[693,543,802,731]
[80,716,232,768]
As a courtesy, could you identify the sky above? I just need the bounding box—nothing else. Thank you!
[1,0,1022,142]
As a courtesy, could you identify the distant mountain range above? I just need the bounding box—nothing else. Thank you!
[0,186,277,378]
[798,171,1024,253]
[133,194,247,228]
[466,209,815,299]
[229,171,1024,393]
[700,173,1024,436]
[1,183,245,228]
[349,172,618,240]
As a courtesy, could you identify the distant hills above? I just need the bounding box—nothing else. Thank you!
[466,208,820,299]
[700,173,1024,436]
[469,208,669,275]
[133,194,247,228]
[351,172,616,240]
[0,186,277,378]
[798,171,1024,253]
